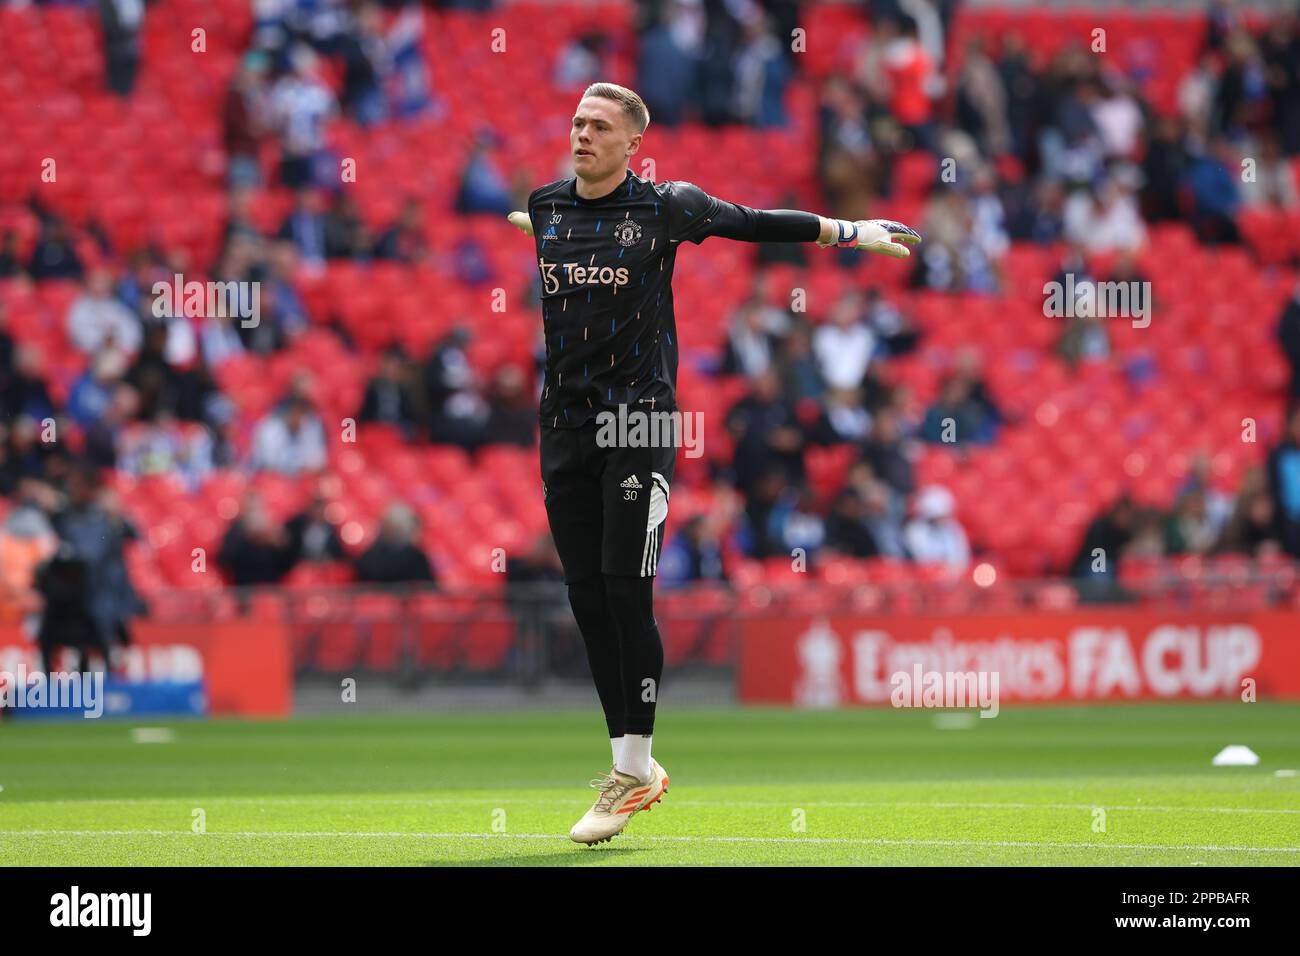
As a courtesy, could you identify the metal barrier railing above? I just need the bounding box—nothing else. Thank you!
[133,565,1300,680]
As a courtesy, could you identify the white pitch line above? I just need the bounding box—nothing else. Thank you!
[669,800,1300,815]
[4,796,1299,814]
[0,830,1297,853]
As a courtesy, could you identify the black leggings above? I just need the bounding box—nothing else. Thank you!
[567,574,664,737]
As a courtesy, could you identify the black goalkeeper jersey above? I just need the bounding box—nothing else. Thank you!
[527,169,788,429]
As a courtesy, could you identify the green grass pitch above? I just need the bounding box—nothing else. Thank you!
[1,702,1297,866]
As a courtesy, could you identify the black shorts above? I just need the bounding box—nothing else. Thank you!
[540,420,675,583]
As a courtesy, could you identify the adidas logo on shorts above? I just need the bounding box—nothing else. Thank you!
[620,475,643,490]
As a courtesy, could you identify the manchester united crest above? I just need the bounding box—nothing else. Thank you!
[613,220,642,248]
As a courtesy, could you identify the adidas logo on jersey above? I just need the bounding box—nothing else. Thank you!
[620,475,643,490]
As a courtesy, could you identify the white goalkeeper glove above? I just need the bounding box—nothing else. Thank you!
[817,218,922,258]
[507,211,533,237]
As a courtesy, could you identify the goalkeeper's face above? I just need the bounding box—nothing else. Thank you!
[571,96,638,182]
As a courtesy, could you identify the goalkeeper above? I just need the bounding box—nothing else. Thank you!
[508,82,919,847]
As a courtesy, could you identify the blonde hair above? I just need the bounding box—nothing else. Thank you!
[581,82,650,135]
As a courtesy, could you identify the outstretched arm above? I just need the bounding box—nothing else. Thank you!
[508,182,921,258]
[813,215,923,258]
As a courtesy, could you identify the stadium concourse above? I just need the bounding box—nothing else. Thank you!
[2,0,1300,683]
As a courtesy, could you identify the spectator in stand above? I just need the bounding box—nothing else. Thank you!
[1267,403,1300,557]
[324,192,372,259]
[262,240,311,339]
[270,44,336,189]
[1004,175,1062,243]
[997,33,1037,159]
[860,406,915,496]
[823,487,880,559]
[354,503,436,585]
[773,323,824,403]
[6,415,64,484]
[0,478,59,629]
[198,309,246,369]
[859,471,908,559]
[1141,115,1190,222]
[67,271,142,356]
[817,76,880,215]
[285,495,345,564]
[813,290,876,391]
[67,349,127,429]
[0,425,18,496]
[1215,487,1283,556]
[919,188,989,292]
[863,287,919,358]
[218,495,298,586]
[2,346,56,423]
[125,321,208,422]
[27,216,84,281]
[221,187,266,257]
[224,51,272,188]
[1090,73,1144,161]
[812,387,872,445]
[0,230,25,280]
[1212,31,1271,138]
[725,368,806,494]
[118,411,216,490]
[0,300,12,390]
[99,0,144,96]
[277,188,329,267]
[966,165,1010,284]
[53,464,144,655]
[1164,488,1218,555]
[857,356,899,413]
[84,384,140,469]
[34,542,101,674]
[455,131,515,216]
[950,348,1003,430]
[720,293,782,378]
[1063,175,1147,254]
[903,485,969,571]
[1261,10,1300,155]
[385,3,438,120]
[741,470,824,560]
[920,376,993,446]
[1070,495,1137,599]
[450,232,496,287]
[1125,506,1168,561]
[504,533,567,663]
[372,198,429,263]
[1043,62,1107,187]
[1183,137,1243,244]
[484,364,537,447]
[732,10,791,128]
[358,345,421,435]
[863,17,939,153]
[424,327,489,450]
[659,514,729,587]
[634,0,703,127]
[1240,132,1299,208]
[338,2,388,126]
[249,395,327,475]
[955,36,1010,157]
[555,31,609,91]
[1276,277,1300,401]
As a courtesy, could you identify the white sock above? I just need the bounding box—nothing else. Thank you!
[617,734,653,781]
[610,735,624,768]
